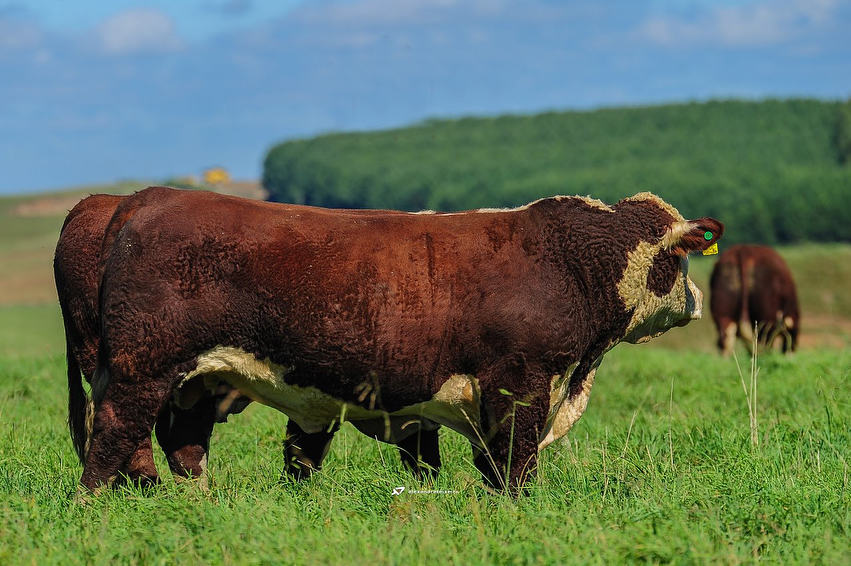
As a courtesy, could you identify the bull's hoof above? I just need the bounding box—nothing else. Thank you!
[281,460,319,482]
[173,472,211,493]
[73,483,106,504]
[114,472,161,491]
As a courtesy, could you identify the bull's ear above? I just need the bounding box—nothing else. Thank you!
[663,217,724,256]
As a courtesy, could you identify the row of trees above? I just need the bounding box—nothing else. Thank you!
[263,98,851,245]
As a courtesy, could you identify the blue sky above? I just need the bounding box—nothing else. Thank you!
[2,0,850,194]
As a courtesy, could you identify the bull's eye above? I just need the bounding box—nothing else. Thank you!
[703,231,713,241]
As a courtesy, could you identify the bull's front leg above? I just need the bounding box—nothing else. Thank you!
[283,420,340,480]
[472,357,549,493]
[396,427,441,479]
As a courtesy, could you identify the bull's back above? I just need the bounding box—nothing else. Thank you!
[99,188,551,407]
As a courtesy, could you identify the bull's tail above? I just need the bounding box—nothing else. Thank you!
[66,333,92,464]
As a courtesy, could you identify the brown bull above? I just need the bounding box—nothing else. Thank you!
[54,192,241,486]
[78,187,722,493]
[710,244,800,355]
[57,189,440,485]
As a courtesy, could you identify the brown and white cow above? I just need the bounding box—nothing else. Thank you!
[57,189,440,485]
[76,187,722,493]
[710,244,800,355]
[55,191,234,486]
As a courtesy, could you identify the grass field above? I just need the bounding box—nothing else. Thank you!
[1,347,849,563]
[1,187,850,564]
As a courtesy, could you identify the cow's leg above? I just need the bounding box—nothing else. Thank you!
[472,398,547,493]
[396,427,441,479]
[283,420,339,480]
[785,318,799,353]
[80,373,174,492]
[717,319,737,357]
[155,393,217,486]
[473,358,549,493]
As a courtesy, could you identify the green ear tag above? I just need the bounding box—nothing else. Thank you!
[703,231,713,241]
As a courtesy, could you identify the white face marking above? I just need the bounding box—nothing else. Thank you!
[618,240,702,344]
[180,347,484,442]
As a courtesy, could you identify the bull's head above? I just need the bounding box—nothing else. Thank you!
[617,194,723,344]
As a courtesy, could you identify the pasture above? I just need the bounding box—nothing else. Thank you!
[1,187,850,564]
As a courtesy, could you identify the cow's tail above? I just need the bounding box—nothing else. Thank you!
[66,333,92,464]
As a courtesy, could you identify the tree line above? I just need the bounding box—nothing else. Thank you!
[262,98,851,245]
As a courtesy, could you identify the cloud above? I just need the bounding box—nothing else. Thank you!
[94,8,184,55]
[636,0,840,47]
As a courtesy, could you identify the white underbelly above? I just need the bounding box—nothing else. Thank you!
[178,346,485,444]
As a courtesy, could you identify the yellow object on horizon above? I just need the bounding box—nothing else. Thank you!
[203,167,231,185]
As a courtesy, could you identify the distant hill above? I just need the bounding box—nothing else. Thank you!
[263,98,851,245]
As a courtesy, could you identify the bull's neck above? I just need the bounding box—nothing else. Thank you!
[528,199,636,350]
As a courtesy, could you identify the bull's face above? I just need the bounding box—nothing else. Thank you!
[618,202,723,344]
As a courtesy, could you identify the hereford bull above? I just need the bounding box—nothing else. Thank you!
[77,187,722,493]
[54,191,240,486]
[709,244,799,355]
[58,189,441,485]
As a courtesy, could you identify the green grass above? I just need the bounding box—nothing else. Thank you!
[2,186,850,563]
[0,305,65,358]
[1,346,849,564]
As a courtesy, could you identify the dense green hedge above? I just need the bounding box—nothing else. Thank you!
[263,98,851,244]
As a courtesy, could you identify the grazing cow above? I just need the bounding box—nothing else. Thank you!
[77,187,721,493]
[710,244,800,355]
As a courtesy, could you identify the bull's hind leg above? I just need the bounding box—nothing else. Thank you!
[80,370,176,493]
[397,427,441,479]
[155,394,217,486]
[283,420,339,480]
